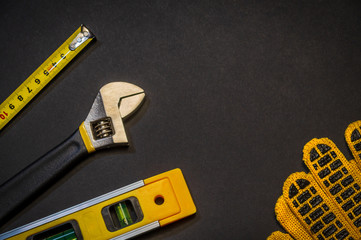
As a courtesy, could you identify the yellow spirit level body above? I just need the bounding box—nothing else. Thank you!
[0,25,94,130]
[0,169,196,240]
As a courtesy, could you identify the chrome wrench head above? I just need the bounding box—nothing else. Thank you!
[83,82,145,150]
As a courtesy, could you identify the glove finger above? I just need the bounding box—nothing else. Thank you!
[267,231,294,240]
[345,120,361,171]
[275,193,312,239]
[303,138,361,235]
[281,171,359,239]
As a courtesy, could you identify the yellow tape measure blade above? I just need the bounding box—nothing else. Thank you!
[0,25,95,130]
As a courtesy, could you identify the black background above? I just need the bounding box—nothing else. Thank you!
[1,1,361,239]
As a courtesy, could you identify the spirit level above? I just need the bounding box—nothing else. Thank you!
[0,25,95,130]
[0,169,196,240]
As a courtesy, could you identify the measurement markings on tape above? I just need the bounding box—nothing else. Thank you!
[0,24,95,130]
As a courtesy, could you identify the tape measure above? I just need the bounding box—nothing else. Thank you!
[0,25,95,130]
[0,169,197,240]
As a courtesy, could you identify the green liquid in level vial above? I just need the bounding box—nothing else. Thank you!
[45,229,77,240]
[115,201,134,228]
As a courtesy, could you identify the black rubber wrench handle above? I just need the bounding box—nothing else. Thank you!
[0,129,88,226]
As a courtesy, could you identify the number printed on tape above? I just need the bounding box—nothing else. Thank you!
[0,25,94,130]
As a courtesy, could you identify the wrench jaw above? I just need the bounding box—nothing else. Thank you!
[79,82,145,152]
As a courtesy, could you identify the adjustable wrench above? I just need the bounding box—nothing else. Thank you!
[0,82,145,226]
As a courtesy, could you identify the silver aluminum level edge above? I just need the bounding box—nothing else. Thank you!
[110,221,160,240]
[0,180,145,240]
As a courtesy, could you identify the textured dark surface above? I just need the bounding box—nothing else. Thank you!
[0,1,361,239]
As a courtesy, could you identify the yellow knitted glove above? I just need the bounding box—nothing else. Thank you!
[268,231,294,240]
[268,120,361,240]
